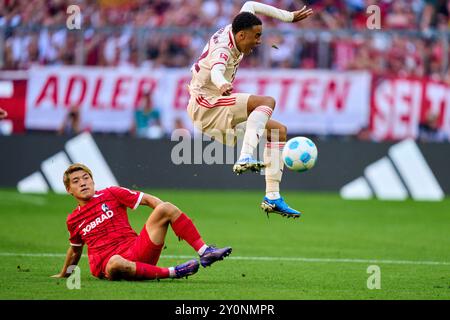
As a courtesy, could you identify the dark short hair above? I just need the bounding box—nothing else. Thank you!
[232,11,262,34]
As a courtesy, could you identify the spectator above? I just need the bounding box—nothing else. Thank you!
[346,41,373,71]
[132,92,163,139]
[0,107,7,119]
[58,105,82,135]
[173,116,187,131]
[420,0,449,32]
[268,34,295,68]
[355,126,374,142]
[0,0,449,80]
[385,0,416,30]
[0,107,12,135]
[418,112,448,142]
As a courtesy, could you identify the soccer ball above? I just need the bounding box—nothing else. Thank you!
[282,137,318,172]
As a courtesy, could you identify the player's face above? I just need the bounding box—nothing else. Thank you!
[67,170,95,202]
[239,25,262,55]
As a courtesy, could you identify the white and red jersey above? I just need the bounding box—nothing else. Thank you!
[188,24,244,98]
[66,186,143,276]
[188,2,294,99]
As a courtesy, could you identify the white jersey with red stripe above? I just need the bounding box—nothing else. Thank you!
[188,24,243,100]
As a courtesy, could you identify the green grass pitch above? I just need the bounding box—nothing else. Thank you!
[0,189,449,300]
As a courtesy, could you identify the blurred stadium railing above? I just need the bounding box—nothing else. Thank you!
[1,25,449,75]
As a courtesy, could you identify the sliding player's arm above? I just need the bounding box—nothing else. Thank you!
[108,186,163,210]
[51,245,83,278]
[139,193,164,209]
[240,1,313,23]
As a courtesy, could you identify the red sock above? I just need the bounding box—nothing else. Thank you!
[171,213,205,251]
[135,262,170,280]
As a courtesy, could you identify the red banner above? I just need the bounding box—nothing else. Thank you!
[0,80,27,133]
[25,67,371,135]
[370,76,450,141]
[1,67,446,141]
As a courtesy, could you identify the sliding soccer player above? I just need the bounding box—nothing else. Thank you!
[52,163,232,280]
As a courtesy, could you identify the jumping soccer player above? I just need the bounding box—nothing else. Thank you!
[51,163,232,280]
[187,1,313,218]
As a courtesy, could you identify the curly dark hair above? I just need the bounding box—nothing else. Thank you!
[232,11,262,34]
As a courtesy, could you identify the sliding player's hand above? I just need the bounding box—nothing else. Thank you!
[220,83,233,96]
[50,273,66,278]
[292,6,313,22]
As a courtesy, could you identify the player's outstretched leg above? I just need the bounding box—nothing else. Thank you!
[105,255,199,280]
[261,196,301,218]
[199,245,232,268]
[261,120,301,219]
[233,96,275,175]
[174,259,200,278]
[233,155,266,175]
[164,203,232,267]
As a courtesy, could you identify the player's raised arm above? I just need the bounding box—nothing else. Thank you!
[292,6,314,22]
[240,1,313,23]
[51,245,83,278]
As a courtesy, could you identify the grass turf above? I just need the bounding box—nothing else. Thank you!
[0,189,449,300]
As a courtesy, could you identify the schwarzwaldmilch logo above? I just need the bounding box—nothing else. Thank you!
[340,139,444,201]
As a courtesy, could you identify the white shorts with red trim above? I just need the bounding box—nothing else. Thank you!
[187,93,250,146]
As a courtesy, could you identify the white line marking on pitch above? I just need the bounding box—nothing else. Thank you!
[1,252,449,266]
[0,193,47,206]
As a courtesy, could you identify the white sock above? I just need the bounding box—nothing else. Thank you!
[197,244,209,256]
[266,192,280,200]
[239,106,273,159]
[168,267,176,278]
[264,141,285,198]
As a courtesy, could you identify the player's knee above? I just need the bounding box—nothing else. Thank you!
[105,255,126,280]
[158,202,181,219]
[279,124,287,141]
[268,124,287,142]
[263,96,276,110]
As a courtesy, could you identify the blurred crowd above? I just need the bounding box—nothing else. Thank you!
[54,92,165,139]
[1,0,450,81]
